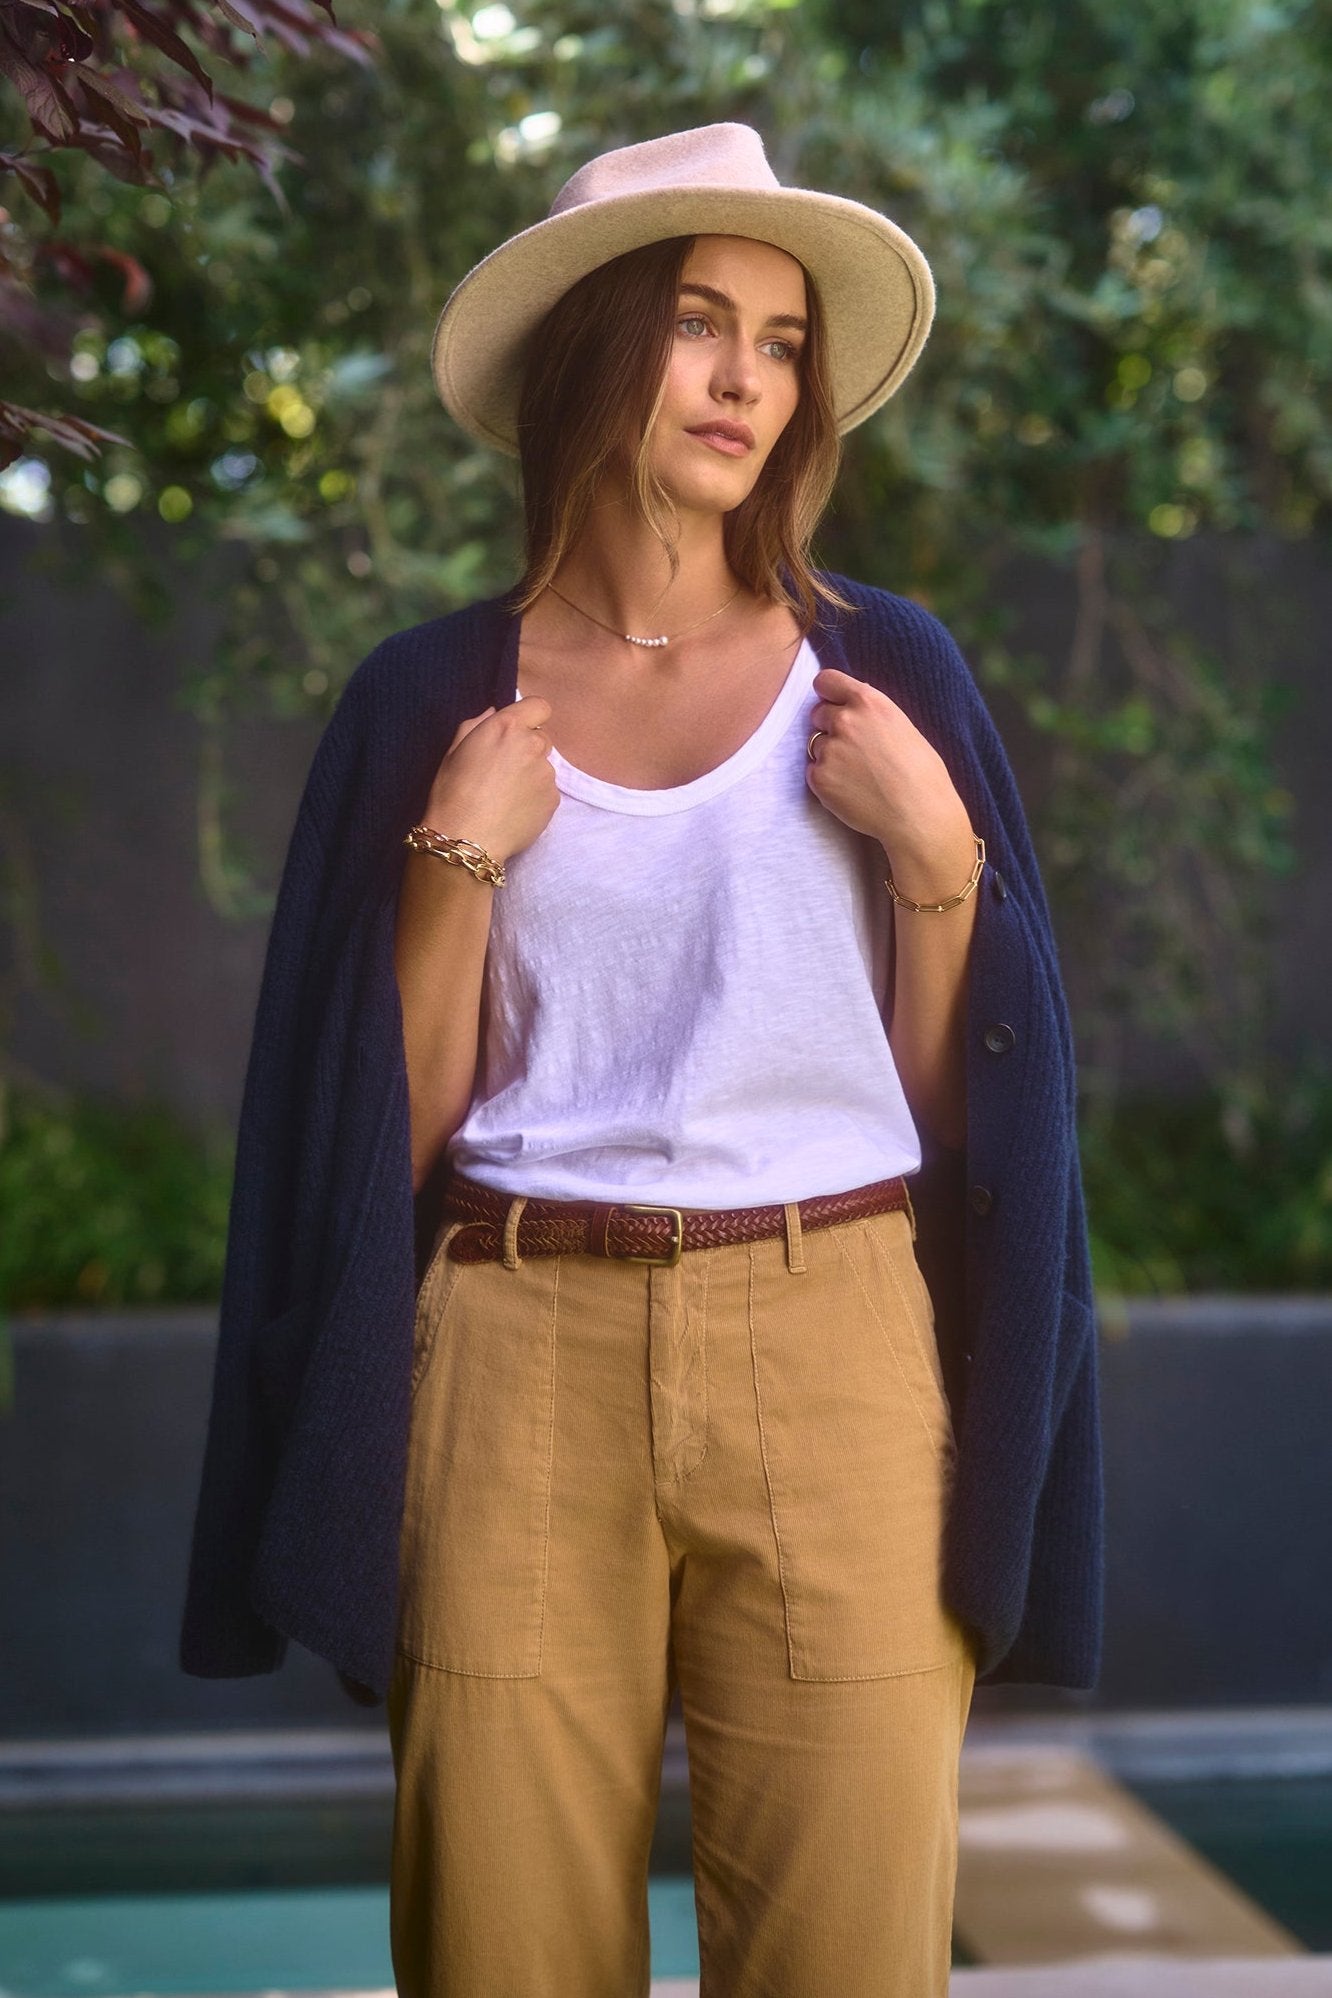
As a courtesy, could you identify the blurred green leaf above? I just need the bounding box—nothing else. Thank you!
[0,1090,233,1312]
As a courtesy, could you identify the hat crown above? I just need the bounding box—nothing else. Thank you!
[548,122,780,219]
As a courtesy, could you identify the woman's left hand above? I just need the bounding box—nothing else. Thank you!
[804,667,971,863]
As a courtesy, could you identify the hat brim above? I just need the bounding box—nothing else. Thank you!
[431,185,934,456]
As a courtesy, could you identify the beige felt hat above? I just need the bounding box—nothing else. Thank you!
[431,122,935,456]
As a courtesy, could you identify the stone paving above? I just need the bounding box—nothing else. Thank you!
[954,1741,1302,1963]
[647,1967,1332,1995]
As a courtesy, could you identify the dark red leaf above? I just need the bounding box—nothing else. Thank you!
[0,149,63,223]
[144,99,263,161]
[80,126,161,183]
[211,0,263,40]
[219,92,282,129]
[0,397,133,464]
[34,239,98,289]
[6,1,97,63]
[252,149,290,218]
[94,243,154,313]
[75,70,149,159]
[0,30,79,142]
[116,0,214,98]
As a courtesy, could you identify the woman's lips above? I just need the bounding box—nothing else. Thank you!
[687,428,753,457]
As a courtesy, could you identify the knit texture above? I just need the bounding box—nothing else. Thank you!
[178,573,1104,1699]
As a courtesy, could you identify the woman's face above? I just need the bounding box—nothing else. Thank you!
[643,233,807,518]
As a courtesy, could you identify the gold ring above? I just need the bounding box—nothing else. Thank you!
[807,729,827,762]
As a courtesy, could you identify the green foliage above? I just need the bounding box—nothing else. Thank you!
[1,1066,1328,1321]
[816,0,1332,544]
[0,1085,232,1313]
[2,0,1326,1109]
[801,0,1324,1110]
[1084,1058,1332,1295]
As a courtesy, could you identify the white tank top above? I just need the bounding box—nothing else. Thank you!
[445,634,922,1206]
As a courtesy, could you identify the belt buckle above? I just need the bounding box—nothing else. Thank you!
[616,1204,685,1267]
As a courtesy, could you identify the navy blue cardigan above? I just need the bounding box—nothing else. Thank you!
[179,573,1104,1700]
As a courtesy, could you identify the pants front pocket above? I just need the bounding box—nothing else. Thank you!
[395,1246,558,1678]
[749,1210,965,1683]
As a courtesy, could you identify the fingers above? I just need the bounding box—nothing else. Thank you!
[452,697,552,752]
[450,705,494,749]
[811,669,900,720]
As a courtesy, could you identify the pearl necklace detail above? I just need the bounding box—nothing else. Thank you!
[546,580,743,649]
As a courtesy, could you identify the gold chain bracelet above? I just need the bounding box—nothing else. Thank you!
[885,834,985,913]
[403,823,507,887]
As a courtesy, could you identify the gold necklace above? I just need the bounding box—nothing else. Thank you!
[546,580,743,649]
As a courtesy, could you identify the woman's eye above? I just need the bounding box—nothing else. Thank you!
[676,317,799,362]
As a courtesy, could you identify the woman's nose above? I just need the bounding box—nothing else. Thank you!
[714,341,761,403]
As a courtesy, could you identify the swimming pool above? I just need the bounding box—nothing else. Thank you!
[1127,1773,1332,1953]
[1,1770,1327,1991]
[0,1879,703,1993]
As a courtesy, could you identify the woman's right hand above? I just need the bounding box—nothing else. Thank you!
[422,697,559,864]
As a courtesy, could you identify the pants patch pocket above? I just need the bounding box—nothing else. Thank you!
[396,1249,558,1678]
[749,1215,965,1683]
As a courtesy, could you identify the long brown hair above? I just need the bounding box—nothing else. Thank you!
[511,235,855,633]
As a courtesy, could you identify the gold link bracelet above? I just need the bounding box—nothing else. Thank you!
[885,834,985,913]
[403,823,507,888]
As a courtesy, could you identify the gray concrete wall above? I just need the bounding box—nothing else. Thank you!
[0,515,319,1132]
[2,1301,1329,1735]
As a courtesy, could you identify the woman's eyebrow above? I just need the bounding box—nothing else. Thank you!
[679,281,807,333]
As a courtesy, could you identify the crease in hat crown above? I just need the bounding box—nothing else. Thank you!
[548,123,781,215]
[431,121,936,457]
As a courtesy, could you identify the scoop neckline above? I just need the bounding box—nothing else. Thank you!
[516,636,817,817]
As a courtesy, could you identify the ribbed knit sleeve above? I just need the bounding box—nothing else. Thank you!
[179,598,512,1694]
[178,663,369,1677]
[820,575,1103,1687]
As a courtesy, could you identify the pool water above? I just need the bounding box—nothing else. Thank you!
[3,1881,703,1993]
[1125,1773,1332,1952]
[1,1774,1327,1991]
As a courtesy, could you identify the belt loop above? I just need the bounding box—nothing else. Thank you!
[902,1180,918,1243]
[502,1195,529,1270]
[588,1203,614,1259]
[783,1201,807,1274]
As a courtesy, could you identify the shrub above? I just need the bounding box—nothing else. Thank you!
[0,1086,231,1312]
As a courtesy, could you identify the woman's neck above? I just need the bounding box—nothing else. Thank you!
[548,487,743,639]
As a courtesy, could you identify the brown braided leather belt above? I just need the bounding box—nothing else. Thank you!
[440,1171,912,1267]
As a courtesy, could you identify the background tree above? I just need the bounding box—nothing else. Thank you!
[807,0,1325,1133]
[3,0,1328,1287]
[0,0,377,463]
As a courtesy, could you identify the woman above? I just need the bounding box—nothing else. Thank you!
[180,124,1103,1998]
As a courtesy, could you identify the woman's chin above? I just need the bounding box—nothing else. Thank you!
[657,461,758,519]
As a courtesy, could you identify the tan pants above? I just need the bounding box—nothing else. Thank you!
[388,1195,977,1997]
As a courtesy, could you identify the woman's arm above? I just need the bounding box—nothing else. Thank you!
[803,665,981,1154]
[394,854,496,1194]
[877,812,980,1152]
[393,693,561,1193]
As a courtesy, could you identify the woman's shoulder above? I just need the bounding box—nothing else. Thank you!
[340,588,515,709]
[816,568,966,661]
[292,590,514,828]
[814,569,982,721]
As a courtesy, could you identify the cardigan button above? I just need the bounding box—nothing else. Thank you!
[969,1184,994,1216]
[983,1022,1016,1055]
[990,868,1008,900]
